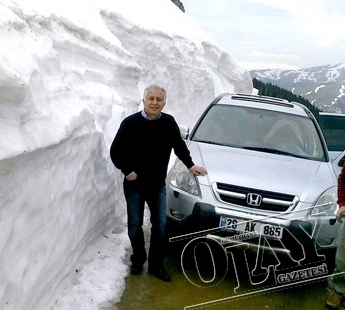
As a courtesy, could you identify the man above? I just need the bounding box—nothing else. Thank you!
[110,84,207,282]
[327,163,345,308]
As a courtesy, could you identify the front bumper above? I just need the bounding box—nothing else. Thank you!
[168,199,342,253]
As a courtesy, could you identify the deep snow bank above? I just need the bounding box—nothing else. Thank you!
[101,0,252,127]
[0,0,252,309]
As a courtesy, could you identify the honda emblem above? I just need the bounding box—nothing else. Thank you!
[247,193,262,206]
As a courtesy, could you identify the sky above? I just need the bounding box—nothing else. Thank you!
[183,0,345,70]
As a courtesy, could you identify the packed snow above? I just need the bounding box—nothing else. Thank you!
[0,0,252,309]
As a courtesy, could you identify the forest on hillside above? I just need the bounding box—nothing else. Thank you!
[253,78,321,120]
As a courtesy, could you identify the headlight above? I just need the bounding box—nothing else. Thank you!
[311,186,338,216]
[170,160,199,195]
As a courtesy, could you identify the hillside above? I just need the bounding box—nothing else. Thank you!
[251,63,345,113]
[252,78,321,120]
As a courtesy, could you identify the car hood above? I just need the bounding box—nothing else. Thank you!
[189,141,335,203]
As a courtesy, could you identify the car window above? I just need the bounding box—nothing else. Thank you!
[192,105,326,161]
[319,114,345,152]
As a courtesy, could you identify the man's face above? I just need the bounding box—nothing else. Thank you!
[143,88,166,119]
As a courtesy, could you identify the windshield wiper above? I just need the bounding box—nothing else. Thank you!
[242,146,302,158]
[194,140,245,149]
[193,140,228,147]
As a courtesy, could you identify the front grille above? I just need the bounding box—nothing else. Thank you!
[214,183,296,212]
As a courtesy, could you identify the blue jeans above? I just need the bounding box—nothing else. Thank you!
[123,179,167,267]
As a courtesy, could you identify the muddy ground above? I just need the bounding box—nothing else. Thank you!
[111,233,343,310]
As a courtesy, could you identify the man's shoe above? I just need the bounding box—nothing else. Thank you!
[148,266,171,282]
[326,290,342,309]
[130,263,143,275]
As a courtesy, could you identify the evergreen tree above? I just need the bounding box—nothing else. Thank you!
[252,78,321,121]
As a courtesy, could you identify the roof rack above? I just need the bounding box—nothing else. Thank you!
[234,93,289,102]
[230,93,294,108]
[290,101,312,116]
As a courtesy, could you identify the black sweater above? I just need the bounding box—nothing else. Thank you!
[110,112,194,185]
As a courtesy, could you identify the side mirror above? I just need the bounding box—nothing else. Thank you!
[332,150,345,177]
[339,155,345,167]
[179,125,190,140]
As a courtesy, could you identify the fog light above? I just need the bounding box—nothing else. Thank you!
[317,238,333,246]
[170,209,185,220]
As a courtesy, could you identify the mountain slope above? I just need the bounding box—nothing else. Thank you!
[250,63,345,113]
[252,78,321,119]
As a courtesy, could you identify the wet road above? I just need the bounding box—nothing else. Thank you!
[111,237,336,310]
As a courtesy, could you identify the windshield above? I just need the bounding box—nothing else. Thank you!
[192,105,326,161]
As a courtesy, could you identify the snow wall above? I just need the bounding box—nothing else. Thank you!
[0,0,252,309]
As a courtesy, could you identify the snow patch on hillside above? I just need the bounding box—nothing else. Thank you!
[338,85,345,98]
[331,63,345,70]
[255,69,283,80]
[315,85,325,93]
[326,68,341,82]
[250,63,345,113]
[294,71,317,83]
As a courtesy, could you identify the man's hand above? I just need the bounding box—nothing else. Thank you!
[336,205,345,223]
[126,172,138,181]
[189,165,208,176]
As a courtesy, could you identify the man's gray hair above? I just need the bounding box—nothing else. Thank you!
[143,84,167,101]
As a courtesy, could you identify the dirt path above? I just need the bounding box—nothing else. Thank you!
[111,237,333,310]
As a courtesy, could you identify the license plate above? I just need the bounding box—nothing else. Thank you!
[219,216,284,239]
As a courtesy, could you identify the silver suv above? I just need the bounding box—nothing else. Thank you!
[166,93,342,257]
